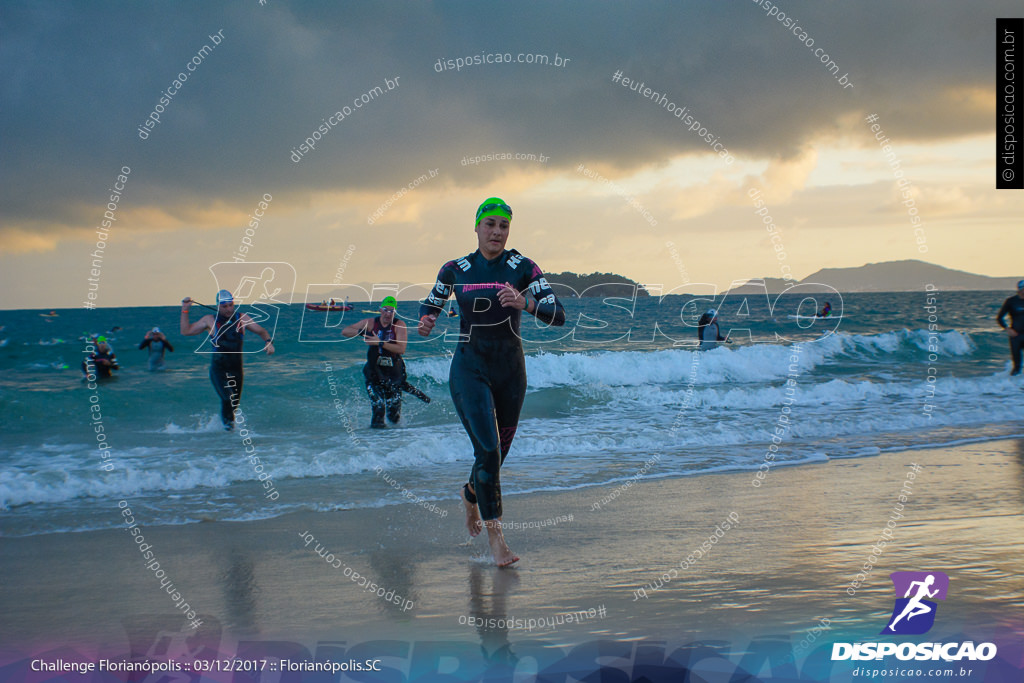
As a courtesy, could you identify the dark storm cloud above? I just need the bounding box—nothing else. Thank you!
[0,0,1012,235]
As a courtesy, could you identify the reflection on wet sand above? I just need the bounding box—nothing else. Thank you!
[468,563,520,669]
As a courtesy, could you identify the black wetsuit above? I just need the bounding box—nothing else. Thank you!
[139,336,174,371]
[997,294,1024,375]
[420,248,565,520]
[82,349,118,378]
[210,312,244,426]
[363,317,404,427]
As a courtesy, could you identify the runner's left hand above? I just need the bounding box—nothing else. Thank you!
[498,283,526,310]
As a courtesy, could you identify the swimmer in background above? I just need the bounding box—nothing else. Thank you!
[139,327,174,371]
[697,309,730,350]
[997,280,1024,376]
[341,296,408,428]
[82,336,119,378]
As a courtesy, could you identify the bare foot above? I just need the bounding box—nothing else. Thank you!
[461,484,483,537]
[485,519,519,567]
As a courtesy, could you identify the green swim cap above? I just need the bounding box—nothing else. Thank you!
[381,295,397,309]
[475,197,512,225]
[97,336,107,343]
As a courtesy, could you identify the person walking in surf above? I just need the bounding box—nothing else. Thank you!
[82,336,119,378]
[697,309,729,350]
[139,327,174,371]
[180,290,275,430]
[418,197,566,567]
[342,296,408,428]
[997,280,1024,376]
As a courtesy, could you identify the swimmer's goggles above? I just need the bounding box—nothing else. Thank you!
[475,202,513,222]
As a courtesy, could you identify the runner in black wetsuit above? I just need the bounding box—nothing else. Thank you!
[418,197,566,567]
[180,290,275,429]
[342,296,408,428]
[997,280,1024,376]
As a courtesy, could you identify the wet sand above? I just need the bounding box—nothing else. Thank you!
[2,441,1023,681]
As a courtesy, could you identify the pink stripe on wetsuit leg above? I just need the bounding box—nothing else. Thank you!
[499,426,518,457]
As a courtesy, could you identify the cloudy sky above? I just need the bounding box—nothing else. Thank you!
[1,0,1019,309]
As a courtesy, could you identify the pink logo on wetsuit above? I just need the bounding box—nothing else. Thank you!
[461,282,507,292]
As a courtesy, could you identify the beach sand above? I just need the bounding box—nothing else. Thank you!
[2,440,1023,680]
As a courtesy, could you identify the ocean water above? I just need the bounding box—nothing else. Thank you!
[1,290,1019,536]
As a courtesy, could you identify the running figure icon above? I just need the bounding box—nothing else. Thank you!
[887,574,939,631]
[881,571,949,635]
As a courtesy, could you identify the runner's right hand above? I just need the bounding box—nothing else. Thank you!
[419,314,437,337]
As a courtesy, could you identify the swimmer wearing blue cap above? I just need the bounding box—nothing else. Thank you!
[997,280,1024,376]
[180,289,275,429]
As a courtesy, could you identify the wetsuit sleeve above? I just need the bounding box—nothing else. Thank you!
[419,262,457,319]
[523,259,566,326]
[138,338,151,350]
[165,340,174,352]
[997,298,1011,329]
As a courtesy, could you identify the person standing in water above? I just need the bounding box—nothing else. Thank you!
[341,296,408,428]
[139,327,174,371]
[418,197,566,567]
[82,336,119,378]
[997,280,1024,376]
[697,309,728,349]
[180,290,275,429]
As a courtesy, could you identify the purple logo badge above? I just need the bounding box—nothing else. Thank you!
[881,571,949,635]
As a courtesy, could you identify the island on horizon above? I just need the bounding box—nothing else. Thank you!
[694,259,1019,295]
[311,259,1017,304]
